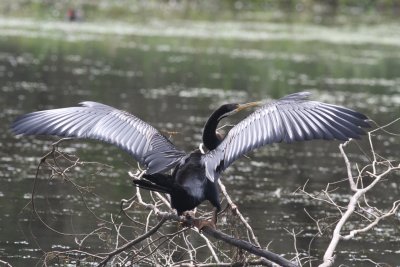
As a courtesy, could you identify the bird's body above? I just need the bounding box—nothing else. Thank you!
[136,149,222,215]
[169,150,220,214]
[11,92,370,219]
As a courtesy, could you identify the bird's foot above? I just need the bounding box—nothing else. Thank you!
[193,219,216,231]
[193,208,218,231]
[230,203,238,215]
[179,211,196,228]
[179,210,216,231]
[184,210,196,219]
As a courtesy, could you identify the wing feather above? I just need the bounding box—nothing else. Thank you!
[279,110,295,142]
[287,109,311,140]
[302,108,334,139]
[297,109,323,139]
[202,92,370,182]
[11,102,185,174]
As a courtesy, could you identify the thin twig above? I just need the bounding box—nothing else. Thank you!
[97,217,167,267]
[218,179,260,247]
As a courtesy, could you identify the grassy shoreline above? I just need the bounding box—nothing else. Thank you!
[1,0,399,25]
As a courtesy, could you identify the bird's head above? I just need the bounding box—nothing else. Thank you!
[216,101,262,121]
[202,100,263,151]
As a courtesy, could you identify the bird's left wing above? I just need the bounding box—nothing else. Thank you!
[11,101,186,174]
[201,92,370,182]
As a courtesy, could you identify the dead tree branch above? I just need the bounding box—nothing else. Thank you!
[97,216,168,267]
[28,138,297,267]
[317,121,400,267]
[0,259,13,267]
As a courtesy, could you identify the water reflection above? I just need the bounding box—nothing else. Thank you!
[1,18,399,265]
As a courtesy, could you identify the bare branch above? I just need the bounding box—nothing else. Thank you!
[97,216,168,267]
[318,121,400,267]
[201,224,297,267]
[218,179,261,247]
[0,259,12,267]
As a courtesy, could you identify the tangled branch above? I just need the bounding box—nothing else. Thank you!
[23,119,400,267]
[28,138,297,267]
[318,121,400,267]
[296,120,400,267]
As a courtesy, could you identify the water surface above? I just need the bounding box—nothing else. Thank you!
[1,18,400,266]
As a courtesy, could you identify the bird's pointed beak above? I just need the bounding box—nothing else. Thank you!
[235,101,263,112]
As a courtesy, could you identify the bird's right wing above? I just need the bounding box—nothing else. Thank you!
[202,92,370,182]
[11,101,186,174]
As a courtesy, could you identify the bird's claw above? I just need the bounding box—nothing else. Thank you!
[193,219,216,231]
[179,211,196,228]
[179,211,216,231]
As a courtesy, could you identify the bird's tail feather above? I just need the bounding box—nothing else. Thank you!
[133,173,174,194]
[133,179,171,194]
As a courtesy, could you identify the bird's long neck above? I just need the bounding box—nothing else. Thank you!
[202,107,226,151]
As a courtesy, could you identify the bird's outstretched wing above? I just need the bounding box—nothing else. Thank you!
[202,92,370,182]
[11,101,186,174]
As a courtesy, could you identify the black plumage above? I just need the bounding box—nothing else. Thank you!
[11,92,370,219]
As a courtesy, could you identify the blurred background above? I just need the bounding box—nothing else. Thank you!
[0,0,400,266]
[1,0,400,23]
